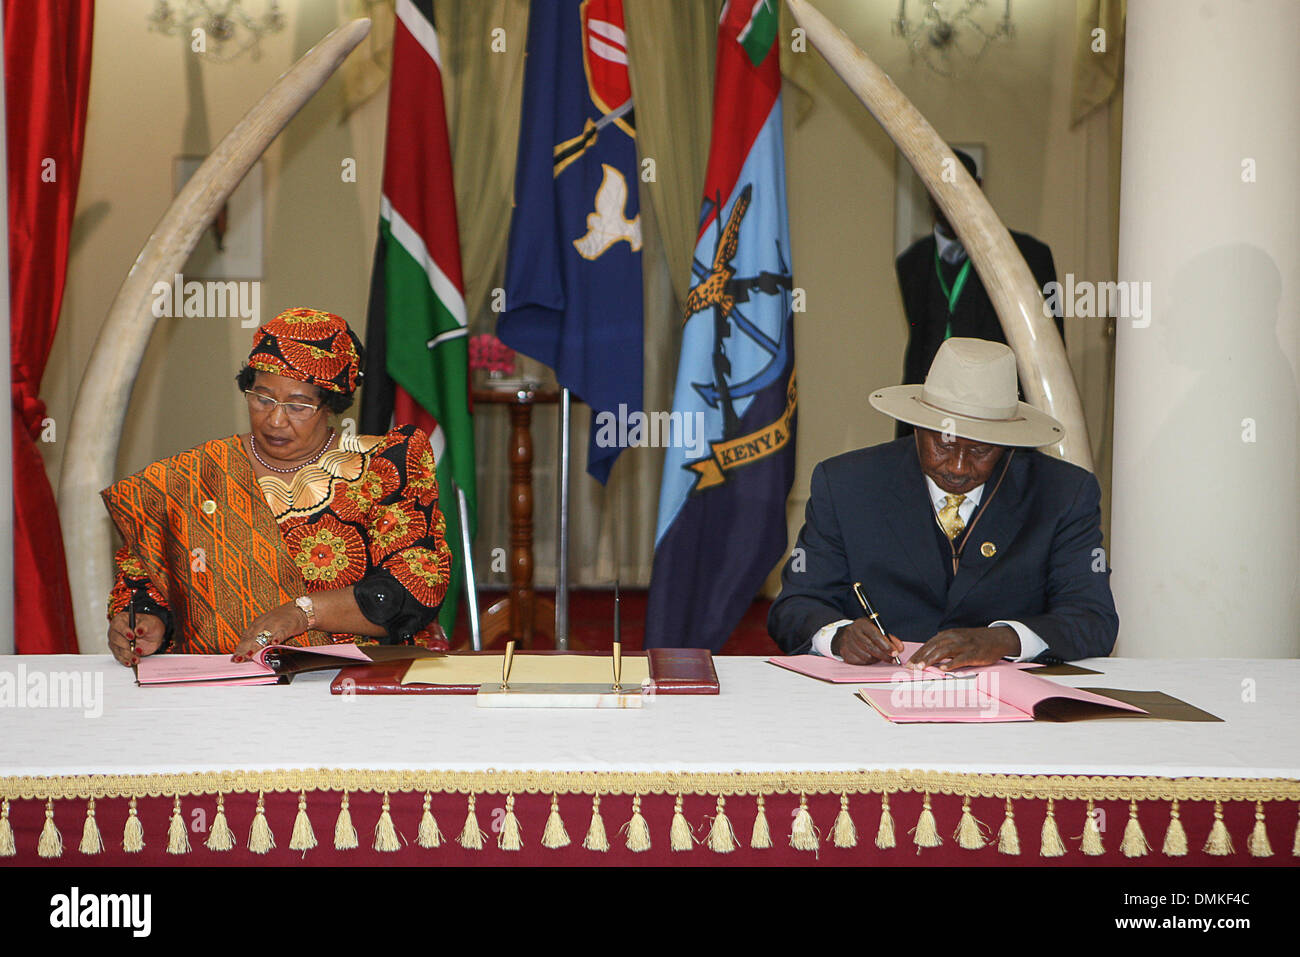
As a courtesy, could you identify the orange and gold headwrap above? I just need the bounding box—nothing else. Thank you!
[247,307,363,394]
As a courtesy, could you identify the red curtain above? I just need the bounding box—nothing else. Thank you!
[6,0,94,653]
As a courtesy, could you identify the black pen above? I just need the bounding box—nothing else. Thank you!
[128,598,138,675]
[852,581,902,666]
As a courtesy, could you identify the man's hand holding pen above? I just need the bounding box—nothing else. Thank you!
[831,619,905,665]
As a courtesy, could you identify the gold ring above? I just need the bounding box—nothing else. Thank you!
[255,631,273,647]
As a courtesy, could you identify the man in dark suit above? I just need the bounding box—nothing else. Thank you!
[895,150,1063,436]
[768,338,1117,667]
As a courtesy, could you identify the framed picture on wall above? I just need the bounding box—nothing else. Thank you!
[893,144,985,257]
[172,156,263,280]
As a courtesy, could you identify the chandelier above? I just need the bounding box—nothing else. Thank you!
[891,0,1015,78]
[148,1,286,63]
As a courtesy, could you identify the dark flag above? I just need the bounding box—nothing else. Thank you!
[498,0,644,484]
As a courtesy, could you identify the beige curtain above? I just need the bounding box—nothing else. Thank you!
[1038,0,1126,537]
[1071,0,1125,127]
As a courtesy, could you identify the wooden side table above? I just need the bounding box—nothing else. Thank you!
[471,384,559,649]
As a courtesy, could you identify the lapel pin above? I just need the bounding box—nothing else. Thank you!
[980,541,996,558]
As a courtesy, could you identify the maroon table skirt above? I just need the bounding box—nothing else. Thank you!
[3,789,1295,867]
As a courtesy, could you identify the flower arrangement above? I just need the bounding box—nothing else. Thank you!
[469,334,516,376]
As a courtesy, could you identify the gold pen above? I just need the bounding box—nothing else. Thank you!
[852,581,902,666]
[501,638,516,691]
[611,579,622,692]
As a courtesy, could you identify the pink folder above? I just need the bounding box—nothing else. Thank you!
[768,642,1040,684]
[855,666,1148,723]
[135,643,374,687]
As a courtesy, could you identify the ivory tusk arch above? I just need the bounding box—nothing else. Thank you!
[56,20,372,650]
[785,0,1093,472]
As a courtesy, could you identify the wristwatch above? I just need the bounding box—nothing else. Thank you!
[294,595,317,629]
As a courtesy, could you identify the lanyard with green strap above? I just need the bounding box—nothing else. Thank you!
[934,245,972,339]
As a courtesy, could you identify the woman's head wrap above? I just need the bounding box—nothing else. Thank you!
[246,307,363,394]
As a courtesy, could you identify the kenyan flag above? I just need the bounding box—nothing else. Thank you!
[361,0,475,638]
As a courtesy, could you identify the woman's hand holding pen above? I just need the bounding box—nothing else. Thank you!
[831,619,905,665]
[107,612,166,667]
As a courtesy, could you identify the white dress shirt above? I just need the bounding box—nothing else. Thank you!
[809,476,1049,662]
[934,226,968,264]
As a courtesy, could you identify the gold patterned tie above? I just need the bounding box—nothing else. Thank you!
[937,493,967,541]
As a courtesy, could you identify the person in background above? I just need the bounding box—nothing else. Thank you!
[894,148,1064,437]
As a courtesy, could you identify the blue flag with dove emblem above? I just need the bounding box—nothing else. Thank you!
[498,0,644,484]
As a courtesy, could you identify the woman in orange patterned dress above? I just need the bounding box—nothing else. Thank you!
[102,308,454,665]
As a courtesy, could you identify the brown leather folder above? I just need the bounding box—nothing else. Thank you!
[260,643,442,681]
[1050,686,1222,717]
[329,647,720,695]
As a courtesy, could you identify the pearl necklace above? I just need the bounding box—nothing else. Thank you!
[250,428,335,474]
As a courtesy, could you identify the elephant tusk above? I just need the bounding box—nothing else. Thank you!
[785,0,1093,471]
[56,19,372,650]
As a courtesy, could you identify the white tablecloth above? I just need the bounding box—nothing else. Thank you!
[2,655,1297,781]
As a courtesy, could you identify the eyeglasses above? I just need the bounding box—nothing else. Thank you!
[243,390,323,422]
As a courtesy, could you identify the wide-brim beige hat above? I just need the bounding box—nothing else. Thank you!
[869,338,1064,447]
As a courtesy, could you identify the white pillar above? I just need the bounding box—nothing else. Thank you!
[1111,0,1300,657]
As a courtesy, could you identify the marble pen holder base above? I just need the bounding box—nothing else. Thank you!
[476,682,645,708]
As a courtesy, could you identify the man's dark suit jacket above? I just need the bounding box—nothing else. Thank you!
[767,438,1118,661]
[896,230,1063,389]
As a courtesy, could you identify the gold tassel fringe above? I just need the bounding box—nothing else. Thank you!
[1247,801,1272,857]
[167,796,191,855]
[832,793,857,849]
[623,795,651,852]
[706,797,736,853]
[750,795,772,849]
[1040,798,1066,857]
[997,799,1020,855]
[790,793,819,852]
[79,799,103,855]
[582,795,609,852]
[417,793,444,849]
[541,794,569,849]
[373,793,401,852]
[122,797,144,853]
[38,799,62,858]
[876,793,896,849]
[1120,801,1149,858]
[955,796,985,850]
[334,793,358,850]
[1293,805,1300,857]
[1203,801,1234,856]
[248,791,275,854]
[0,799,14,857]
[1162,800,1187,856]
[498,794,522,851]
[1080,799,1104,855]
[457,794,486,850]
[912,793,941,849]
[206,794,236,851]
[289,792,316,852]
[670,795,693,851]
